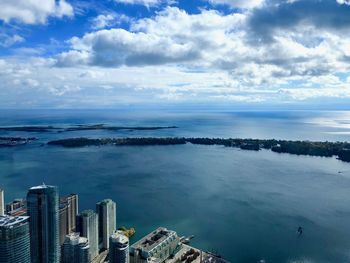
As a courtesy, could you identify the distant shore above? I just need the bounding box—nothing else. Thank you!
[47,137,350,163]
[0,124,178,133]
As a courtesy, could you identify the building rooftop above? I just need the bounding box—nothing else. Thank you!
[30,184,56,190]
[64,232,89,247]
[96,199,114,205]
[0,215,29,228]
[111,230,129,245]
[131,227,176,252]
[80,209,96,217]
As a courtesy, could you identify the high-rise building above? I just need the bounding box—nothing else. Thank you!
[27,184,60,263]
[0,189,4,216]
[77,209,99,260]
[0,215,31,263]
[130,227,180,263]
[61,194,78,232]
[61,233,90,263]
[109,230,129,263]
[96,199,116,250]
[59,203,69,245]
[59,194,79,245]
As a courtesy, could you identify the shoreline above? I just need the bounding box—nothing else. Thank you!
[47,137,350,163]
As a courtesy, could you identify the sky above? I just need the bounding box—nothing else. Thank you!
[1,0,350,109]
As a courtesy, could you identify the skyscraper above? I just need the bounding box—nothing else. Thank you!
[96,199,116,249]
[27,184,60,263]
[61,194,78,232]
[59,203,69,245]
[0,215,31,263]
[109,230,129,263]
[0,189,4,216]
[76,209,99,260]
[59,194,79,245]
[61,233,90,263]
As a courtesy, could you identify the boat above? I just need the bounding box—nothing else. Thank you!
[180,235,195,244]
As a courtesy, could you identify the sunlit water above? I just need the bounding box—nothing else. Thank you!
[1,110,350,263]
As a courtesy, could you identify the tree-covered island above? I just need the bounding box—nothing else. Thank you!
[47,137,350,163]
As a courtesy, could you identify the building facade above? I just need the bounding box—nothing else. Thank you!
[59,203,69,245]
[109,230,129,263]
[61,233,90,263]
[59,194,79,245]
[0,216,31,263]
[96,199,116,249]
[5,199,27,216]
[77,209,99,260]
[130,227,180,263]
[0,189,4,216]
[27,184,60,263]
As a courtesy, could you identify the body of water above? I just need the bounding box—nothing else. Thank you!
[1,110,350,263]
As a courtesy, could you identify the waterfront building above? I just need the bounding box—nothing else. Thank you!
[61,233,90,263]
[77,209,99,260]
[59,203,69,245]
[5,199,26,216]
[27,184,60,263]
[0,189,4,216]
[0,215,31,263]
[61,194,78,232]
[59,194,79,245]
[109,230,129,263]
[96,199,116,249]
[130,227,180,263]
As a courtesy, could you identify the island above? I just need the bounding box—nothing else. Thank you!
[47,137,350,163]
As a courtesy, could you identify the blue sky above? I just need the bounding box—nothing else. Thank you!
[1,0,350,109]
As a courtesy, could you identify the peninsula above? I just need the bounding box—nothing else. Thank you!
[47,137,350,163]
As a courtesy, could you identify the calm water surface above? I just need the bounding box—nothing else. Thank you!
[1,110,350,263]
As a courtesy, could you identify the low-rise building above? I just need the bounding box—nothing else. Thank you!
[130,227,180,263]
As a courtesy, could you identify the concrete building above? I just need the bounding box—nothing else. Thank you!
[61,194,78,232]
[0,189,4,216]
[59,203,69,245]
[0,215,31,263]
[109,230,129,263]
[130,227,180,263]
[96,199,116,250]
[77,209,99,260]
[59,194,79,245]
[5,198,27,216]
[61,233,90,263]
[27,184,60,263]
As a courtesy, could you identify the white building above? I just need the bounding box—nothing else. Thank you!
[130,227,180,263]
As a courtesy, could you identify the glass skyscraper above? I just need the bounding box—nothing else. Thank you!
[96,199,116,249]
[0,215,31,263]
[0,189,4,216]
[27,184,60,263]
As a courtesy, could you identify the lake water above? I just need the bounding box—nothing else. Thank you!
[1,110,350,263]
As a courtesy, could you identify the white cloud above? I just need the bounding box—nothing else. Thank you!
[0,0,74,24]
[91,13,131,30]
[114,0,176,7]
[337,0,350,5]
[3,3,350,107]
[208,0,265,9]
[0,34,24,47]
